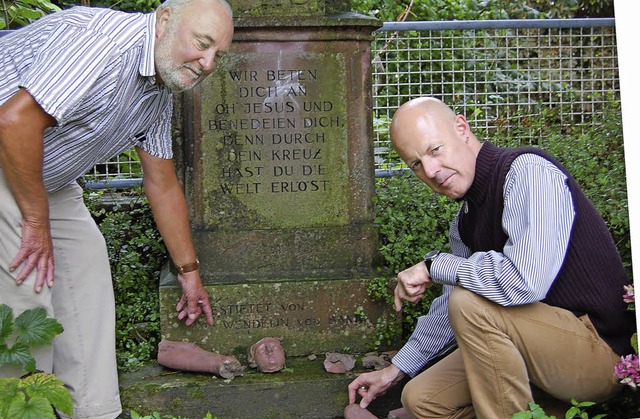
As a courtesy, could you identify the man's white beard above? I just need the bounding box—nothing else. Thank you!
[155,20,201,93]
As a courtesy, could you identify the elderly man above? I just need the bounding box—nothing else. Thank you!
[348,97,635,418]
[0,0,233,417]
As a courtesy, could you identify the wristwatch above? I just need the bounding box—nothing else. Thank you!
[423,250,441,273]
[175,259,200,275]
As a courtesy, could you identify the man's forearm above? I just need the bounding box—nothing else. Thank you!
[0,89,53,224]
[144,175,197,268]
[0,152,49,224]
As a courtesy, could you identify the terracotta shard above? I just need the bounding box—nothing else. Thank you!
[248,337,286,373]
[157,339,243,379]
[323,352,356,374]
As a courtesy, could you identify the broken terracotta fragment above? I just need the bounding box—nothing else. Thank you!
[157,339,244,379]
[323,352,356,374]
[248,337,286,373]
[362,353,391,371]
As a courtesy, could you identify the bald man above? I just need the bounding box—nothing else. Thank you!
[347,97,634,418]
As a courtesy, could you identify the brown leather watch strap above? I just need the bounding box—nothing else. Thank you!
[176,259,200,275]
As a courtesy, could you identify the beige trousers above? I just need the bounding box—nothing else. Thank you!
[401,287,621,419]
[0,171,122,419]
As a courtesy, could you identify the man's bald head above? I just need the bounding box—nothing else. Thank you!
[389,97,482,199]
[390,97,457,148]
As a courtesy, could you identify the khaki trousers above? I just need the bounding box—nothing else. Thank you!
[0,171,122,419]
[401,287,621,419]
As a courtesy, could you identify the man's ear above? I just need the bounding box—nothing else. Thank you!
[155,7,172,38]
[454,114,469,137]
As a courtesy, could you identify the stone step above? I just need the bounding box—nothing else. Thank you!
[118,357,406,419]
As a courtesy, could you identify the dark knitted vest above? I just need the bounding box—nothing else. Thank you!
[458,142,634,355]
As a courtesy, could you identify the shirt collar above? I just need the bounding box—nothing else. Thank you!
[140,12,157,78]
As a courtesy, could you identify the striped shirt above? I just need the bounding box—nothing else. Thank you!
[0,7,173,192]
[392,152,575,377]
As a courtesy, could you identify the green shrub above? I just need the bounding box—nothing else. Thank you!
[85,189,167,371]
[512,399,607,419]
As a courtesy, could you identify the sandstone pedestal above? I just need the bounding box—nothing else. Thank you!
[160,0,392,358]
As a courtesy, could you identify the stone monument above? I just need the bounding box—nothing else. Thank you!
[160,0,391,357]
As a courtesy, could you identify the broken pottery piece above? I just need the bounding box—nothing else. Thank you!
[362,354,391,370]
[248,337,286,373]
[323,352,356,374]
[157,339,244,379]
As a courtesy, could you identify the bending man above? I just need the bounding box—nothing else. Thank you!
[0,1,233,417]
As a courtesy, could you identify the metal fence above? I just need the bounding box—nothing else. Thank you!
[2,18,620,184]
[371,18,619,175]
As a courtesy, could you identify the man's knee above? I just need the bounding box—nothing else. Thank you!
[401,380,473,419]
[402,377,436,418]
[448,287,505,341]
[448,286,478,311]
[449,287,485,324]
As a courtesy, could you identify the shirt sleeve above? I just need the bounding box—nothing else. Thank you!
[20,27,120,124]
[138,95,174,159]
[431,153,575,306]
[392,285,457,377]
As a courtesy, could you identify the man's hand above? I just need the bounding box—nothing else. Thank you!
[347,364,406,409]
[394,261,432,311]
[176,271,214,326]
[9,214,55,293]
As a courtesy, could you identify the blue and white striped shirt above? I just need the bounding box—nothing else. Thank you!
[0,7,173,192]
[392,153,575,377]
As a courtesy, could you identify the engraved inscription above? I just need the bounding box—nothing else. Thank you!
[211,299,370,331]
[209,59,345,198]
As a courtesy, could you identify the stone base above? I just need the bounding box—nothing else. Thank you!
[160,272,399,357]
[119,358,408,419]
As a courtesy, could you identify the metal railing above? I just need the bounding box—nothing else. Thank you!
[3,18,620,185]
[371,18,618,175]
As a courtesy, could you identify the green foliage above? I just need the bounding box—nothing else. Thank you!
[367,173,460,343]
[0,373,74,419]
[108,0,160,13]
[512,401,555,419]
[0,304,72,419]
[565,399,606,419]
[0,0,60,29]
[53,0,161,12]
[130,411,215,419]
[85,189,168,371]
[0,305,63,374]
[512,399,607,419]
[375,175,457,271]
[351,0,612,20]
[576,0,614,17]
